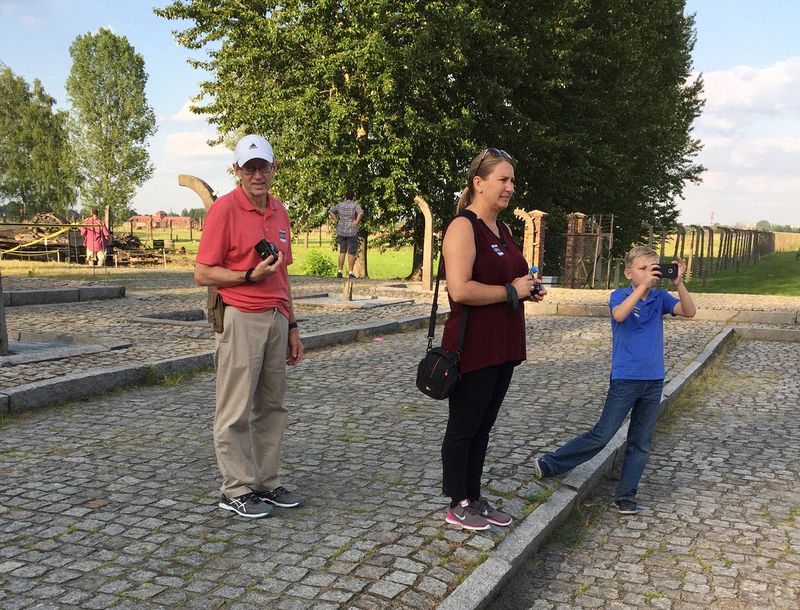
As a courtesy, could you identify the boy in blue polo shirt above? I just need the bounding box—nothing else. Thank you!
[533,246,696,514]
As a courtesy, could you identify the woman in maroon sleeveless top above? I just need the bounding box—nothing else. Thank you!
[440,148,547,531]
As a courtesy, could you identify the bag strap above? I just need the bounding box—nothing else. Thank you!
[425,211,479,352]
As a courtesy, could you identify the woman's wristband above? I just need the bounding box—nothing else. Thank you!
[288,321,298,330]
[504,282,518,312]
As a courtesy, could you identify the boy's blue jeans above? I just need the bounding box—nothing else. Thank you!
[540,379,664,502]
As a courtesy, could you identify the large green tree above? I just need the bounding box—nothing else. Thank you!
[0,65,79,219]
[65,29,157,222]
[156,0,704,273]
[155,1,492,255]
[473,1,704,263]
[549,0,705,256]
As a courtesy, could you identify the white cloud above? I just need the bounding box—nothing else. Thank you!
[680,58,800,227]
[736,175,800,194]
[692,169,729,191]
[700,137,800,173]
[165,131,230,158]
[162,100,207,124]
[696,57,800,135]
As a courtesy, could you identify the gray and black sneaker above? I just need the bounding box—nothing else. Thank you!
[615,499,638,515]
[255,486,305,508]
[219,492,273,518]
[471,497,513,527]
[445,501,491,531]
[532,458,551,480]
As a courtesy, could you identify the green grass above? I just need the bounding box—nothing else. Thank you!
[127,227,420,280]
[687,251,800,295]
[288,244,429,280]
[0,241,420,280]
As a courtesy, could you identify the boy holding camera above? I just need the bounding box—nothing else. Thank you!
[533,246,696,514]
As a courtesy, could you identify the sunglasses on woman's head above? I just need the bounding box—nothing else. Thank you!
[475,147,513,174]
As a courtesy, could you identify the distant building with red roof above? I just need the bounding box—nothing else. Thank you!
[128,211,193,229]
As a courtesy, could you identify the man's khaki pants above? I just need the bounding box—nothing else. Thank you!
[213,306,288,498]
[86,248,104,266]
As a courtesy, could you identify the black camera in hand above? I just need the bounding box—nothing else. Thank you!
[531,283,541,296]
[255,239,279,260]
[655,263,679,279]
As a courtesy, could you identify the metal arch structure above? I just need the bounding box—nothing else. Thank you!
[178,174,217,211]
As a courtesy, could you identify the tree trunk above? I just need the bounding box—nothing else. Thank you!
[405,216,425,281]
[355,228,369,278]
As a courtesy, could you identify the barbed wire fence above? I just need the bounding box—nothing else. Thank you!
[557,214,799,290]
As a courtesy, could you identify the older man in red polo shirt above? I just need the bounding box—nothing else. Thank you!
[195,134,305,519]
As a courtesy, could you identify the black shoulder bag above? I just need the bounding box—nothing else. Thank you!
[415,213,476,400]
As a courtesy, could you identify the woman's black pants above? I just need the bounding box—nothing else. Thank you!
[441,361,515,503]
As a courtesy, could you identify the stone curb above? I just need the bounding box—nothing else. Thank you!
[2,285,125,306]
[0,311,449,416]
[524,300,800,325]
[0,343,112,367]
[438,325,737,610]
[0,354,214,415]
[731,326,800,342]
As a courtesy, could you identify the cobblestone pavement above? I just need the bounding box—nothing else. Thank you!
[3,269,799,391]
[0,272,436,390]
[1,271,798,608]
[489,338,800,610]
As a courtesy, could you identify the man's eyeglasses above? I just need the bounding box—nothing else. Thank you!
[474,147,513,175]
[239,163,274,176]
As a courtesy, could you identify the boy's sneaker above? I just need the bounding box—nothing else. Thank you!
[348,273,356,279]
[445,501,491,531]
[219,492,273,518]
[615,499,638,515]
[471,497,513,527]
[255,486,305,508]
[532,458,550,480]
[336,271,343,278]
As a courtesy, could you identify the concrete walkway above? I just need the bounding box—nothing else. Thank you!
[0,270,798,609]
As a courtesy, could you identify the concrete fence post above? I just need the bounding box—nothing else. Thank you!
[414,196,434,292]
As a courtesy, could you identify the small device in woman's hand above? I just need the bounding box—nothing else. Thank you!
[530,266,541,295]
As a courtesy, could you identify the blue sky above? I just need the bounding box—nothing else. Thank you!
[1,0,798,227]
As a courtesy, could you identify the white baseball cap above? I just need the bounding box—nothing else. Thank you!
[234,134,275,166]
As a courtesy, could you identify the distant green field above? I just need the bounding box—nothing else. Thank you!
[288,244,423,280]
[687,251,800,296]
[127,228,199,251]
[124,227,421,279]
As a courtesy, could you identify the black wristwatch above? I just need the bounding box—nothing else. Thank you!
[244,268,256,284]
[288,321,298,330]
